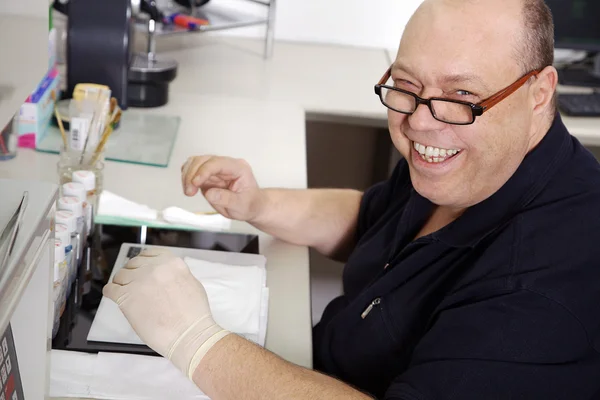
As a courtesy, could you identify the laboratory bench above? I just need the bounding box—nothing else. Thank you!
[0,94,310,399]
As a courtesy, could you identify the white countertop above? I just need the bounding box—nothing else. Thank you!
[156,36,391,126]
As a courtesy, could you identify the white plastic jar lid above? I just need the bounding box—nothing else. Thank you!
[72,170,96,191]
[58,196,83,217]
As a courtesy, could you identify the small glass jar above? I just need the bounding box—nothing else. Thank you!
[0,115,18,161]
[57,148,104,192]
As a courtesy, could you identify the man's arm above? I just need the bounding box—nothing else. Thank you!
[182,156,362,262]
[193,334,373,400]
[104,249,374,400]
[250,188,363,262]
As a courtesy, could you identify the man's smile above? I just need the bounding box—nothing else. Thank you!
[412,141,463,164]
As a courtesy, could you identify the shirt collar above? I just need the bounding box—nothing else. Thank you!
[421,113,573,248]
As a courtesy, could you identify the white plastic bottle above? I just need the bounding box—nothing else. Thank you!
[55,210,80,291]
[58,196,85,247]
[53,238,67,287]
[72,170,97,220]
[63,182,92,239]
[55,223,72,255]
[52,239,67,339]
[55,223,73,285]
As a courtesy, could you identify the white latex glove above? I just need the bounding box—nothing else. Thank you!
[103,247,231,378]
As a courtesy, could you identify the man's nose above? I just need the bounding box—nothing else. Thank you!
[408,102,446,132]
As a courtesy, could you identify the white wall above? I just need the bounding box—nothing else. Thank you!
[8,0,423,51]
[0,0,49,18]
[193,0,424,52]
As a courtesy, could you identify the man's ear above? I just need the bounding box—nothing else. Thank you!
[531,66,558,115]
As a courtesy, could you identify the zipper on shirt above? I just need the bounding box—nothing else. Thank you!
[361,297,381,319]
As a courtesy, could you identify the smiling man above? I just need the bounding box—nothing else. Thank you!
[104,0,600,398]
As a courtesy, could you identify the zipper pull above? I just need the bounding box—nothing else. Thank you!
[361,298,381,319]
[383,263,390,270]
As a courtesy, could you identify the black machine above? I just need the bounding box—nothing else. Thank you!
[545,0,600,88]
[67,0,134,108]
[556,93,600,117]
[65,0,179,109]
[544,0,600,116]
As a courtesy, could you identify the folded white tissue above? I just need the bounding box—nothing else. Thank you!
[97,190,232,230]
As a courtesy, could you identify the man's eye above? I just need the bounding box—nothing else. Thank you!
[456,89,473,97]
[394,79,415,88]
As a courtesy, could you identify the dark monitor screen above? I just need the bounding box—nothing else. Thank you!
[545,0,600,51]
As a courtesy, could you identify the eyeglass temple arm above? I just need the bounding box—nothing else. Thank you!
[377,67,392,86]
[479,70,541,111]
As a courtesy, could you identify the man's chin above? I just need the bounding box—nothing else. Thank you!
[410,174,460,207]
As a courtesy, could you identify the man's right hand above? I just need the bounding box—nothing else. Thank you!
[181,155,266,222]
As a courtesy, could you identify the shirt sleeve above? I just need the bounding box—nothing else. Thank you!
[357,160,409,241]
[383,288,597,400]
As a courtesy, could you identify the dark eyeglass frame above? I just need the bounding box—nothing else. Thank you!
[374,67,541,125]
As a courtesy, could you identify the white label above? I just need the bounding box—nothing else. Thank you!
[19,103,37,122]
[69,116,90,151]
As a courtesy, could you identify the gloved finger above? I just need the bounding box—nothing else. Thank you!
[103,282,129,306]
[139,247,173,257]
[124,248,175,269]
[112,267,139,286]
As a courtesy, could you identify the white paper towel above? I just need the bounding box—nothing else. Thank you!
[162,207,232,230]
[97,191,232,230]
[91,352,209,399]
[49,350,95,397]
[98,191,158,221]
[50,350,209,399]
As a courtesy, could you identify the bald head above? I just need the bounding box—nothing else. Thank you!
[407,0,554,75]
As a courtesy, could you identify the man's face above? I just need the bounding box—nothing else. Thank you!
[389,0,539,209]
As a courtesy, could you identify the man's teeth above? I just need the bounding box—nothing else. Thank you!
[413,142,461,163]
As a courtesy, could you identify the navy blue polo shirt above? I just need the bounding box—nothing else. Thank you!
[313,114,600,399]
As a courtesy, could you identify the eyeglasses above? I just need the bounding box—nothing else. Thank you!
[374,68,541,125]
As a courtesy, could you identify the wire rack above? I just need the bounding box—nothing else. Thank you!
[135,0,276,58]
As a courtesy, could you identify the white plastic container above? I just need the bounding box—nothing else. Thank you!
[58,196,84,246]
[53,239,66,286]
[72,170,97,220]
[55,210,80,291]
[52,238,68,339]
[63,182,92,238]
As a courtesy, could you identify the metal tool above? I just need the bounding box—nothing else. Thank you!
[0,192,29,275]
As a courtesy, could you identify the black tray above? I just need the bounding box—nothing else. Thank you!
[51,223,259,356]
